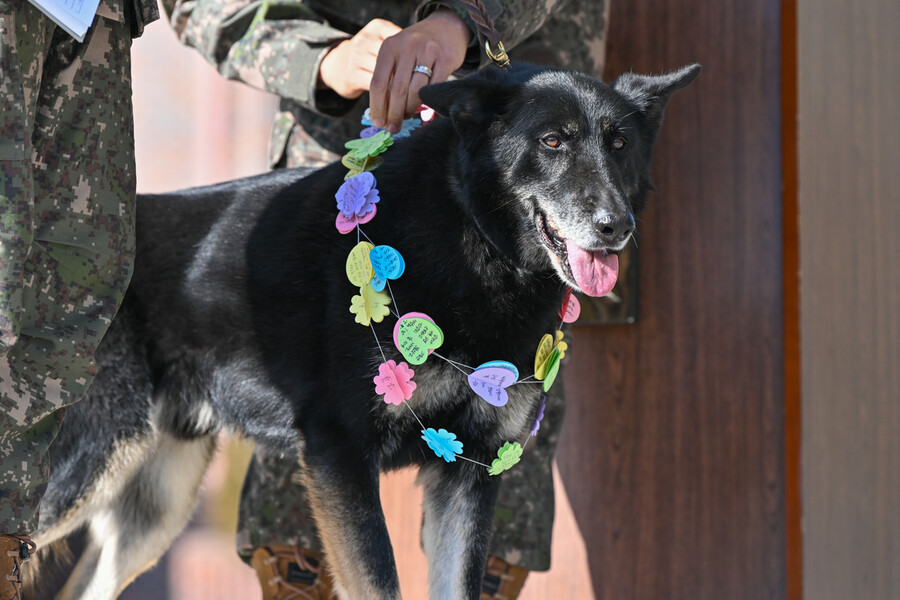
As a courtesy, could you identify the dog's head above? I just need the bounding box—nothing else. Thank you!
[419,63,700,296]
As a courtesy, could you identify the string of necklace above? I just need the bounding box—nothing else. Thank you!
[334,107,581,475]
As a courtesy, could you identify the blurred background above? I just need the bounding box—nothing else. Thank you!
[118,1,900,599]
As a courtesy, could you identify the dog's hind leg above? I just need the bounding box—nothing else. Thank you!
[56,433,216,600]
[298,448,400,600]
[418,462,501,600]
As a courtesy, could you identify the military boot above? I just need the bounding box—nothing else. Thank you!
[1,535,36,600]
[251,545,335,600]
[481,555,529,600]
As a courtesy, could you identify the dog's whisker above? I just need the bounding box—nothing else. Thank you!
[481,196,520,217]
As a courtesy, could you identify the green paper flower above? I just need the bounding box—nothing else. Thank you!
[345,130,394,160]
[487,441,524,476]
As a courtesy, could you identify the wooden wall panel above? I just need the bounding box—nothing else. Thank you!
[798,0,900,598]
[556,1,786,598]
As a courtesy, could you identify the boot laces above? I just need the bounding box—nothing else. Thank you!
[4,535,36,600]
[265,547,327,600]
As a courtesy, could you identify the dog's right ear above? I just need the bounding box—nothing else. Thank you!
[419,74,516,133]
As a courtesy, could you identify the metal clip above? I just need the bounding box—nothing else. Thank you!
[485,40,510,69]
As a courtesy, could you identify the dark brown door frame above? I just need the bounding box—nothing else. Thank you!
[558,1,788,598]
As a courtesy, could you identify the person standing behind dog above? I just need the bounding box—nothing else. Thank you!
[0,1,159,598]
[164,1,607,598]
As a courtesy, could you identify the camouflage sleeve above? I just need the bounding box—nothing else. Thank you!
[415,0,579,72]
[161,0,353,114]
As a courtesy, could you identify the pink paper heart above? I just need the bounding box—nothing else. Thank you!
[374,360,416,405]
[335,206,377,234]
[559,289,581,323]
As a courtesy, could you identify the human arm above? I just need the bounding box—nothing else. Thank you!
[364,7,472,132]
[162,0,362,115]
[368,0,582,133]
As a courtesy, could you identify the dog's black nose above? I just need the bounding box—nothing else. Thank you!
[597,210,635,246]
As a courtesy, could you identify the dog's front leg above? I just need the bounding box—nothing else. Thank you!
[419,461,501,600]
[299,446,400,599]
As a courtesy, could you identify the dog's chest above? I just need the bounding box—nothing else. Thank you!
[375,358,539,456]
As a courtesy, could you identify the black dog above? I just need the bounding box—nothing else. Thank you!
[31,63,699,600]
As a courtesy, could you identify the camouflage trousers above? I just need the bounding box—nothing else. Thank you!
[0,1,136,534]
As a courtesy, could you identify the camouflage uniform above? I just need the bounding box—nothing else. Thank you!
[164,0,607,572]
[0,0,158,534]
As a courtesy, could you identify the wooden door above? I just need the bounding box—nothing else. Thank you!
[555,1,787,598]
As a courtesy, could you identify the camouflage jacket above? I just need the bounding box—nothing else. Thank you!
[161,0,606,162]
[99,0,159,37]
[163,0,576,114]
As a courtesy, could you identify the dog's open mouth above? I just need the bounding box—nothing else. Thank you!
[537,212,619,297]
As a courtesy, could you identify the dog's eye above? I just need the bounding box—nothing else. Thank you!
[612,136,627,150]
[542,136,561,149]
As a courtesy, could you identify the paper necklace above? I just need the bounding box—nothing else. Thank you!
[335,107,582,475]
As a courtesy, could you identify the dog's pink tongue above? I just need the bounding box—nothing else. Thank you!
[565,240,619,297]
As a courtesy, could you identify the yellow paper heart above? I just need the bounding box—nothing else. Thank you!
[534,330,567,380]
[342,154,384,180]
[346,241,375,287]
[350,285,391,326]
[553,330,568,361]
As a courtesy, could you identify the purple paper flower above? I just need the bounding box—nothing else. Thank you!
[421,428,464,462]
[335,171,380,218]
[530,393,547,437]
[360,126,381,139]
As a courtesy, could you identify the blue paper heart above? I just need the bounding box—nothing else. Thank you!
[369,245,405,291]
[476,360,519,380]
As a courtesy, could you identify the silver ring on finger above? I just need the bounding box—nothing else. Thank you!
[413,65,433,79]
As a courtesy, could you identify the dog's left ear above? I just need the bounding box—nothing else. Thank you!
[614,64,701,137]
[419,72,517,133]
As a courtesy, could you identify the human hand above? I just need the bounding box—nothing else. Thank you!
[368,8,472,133]
[318,19,403,100]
